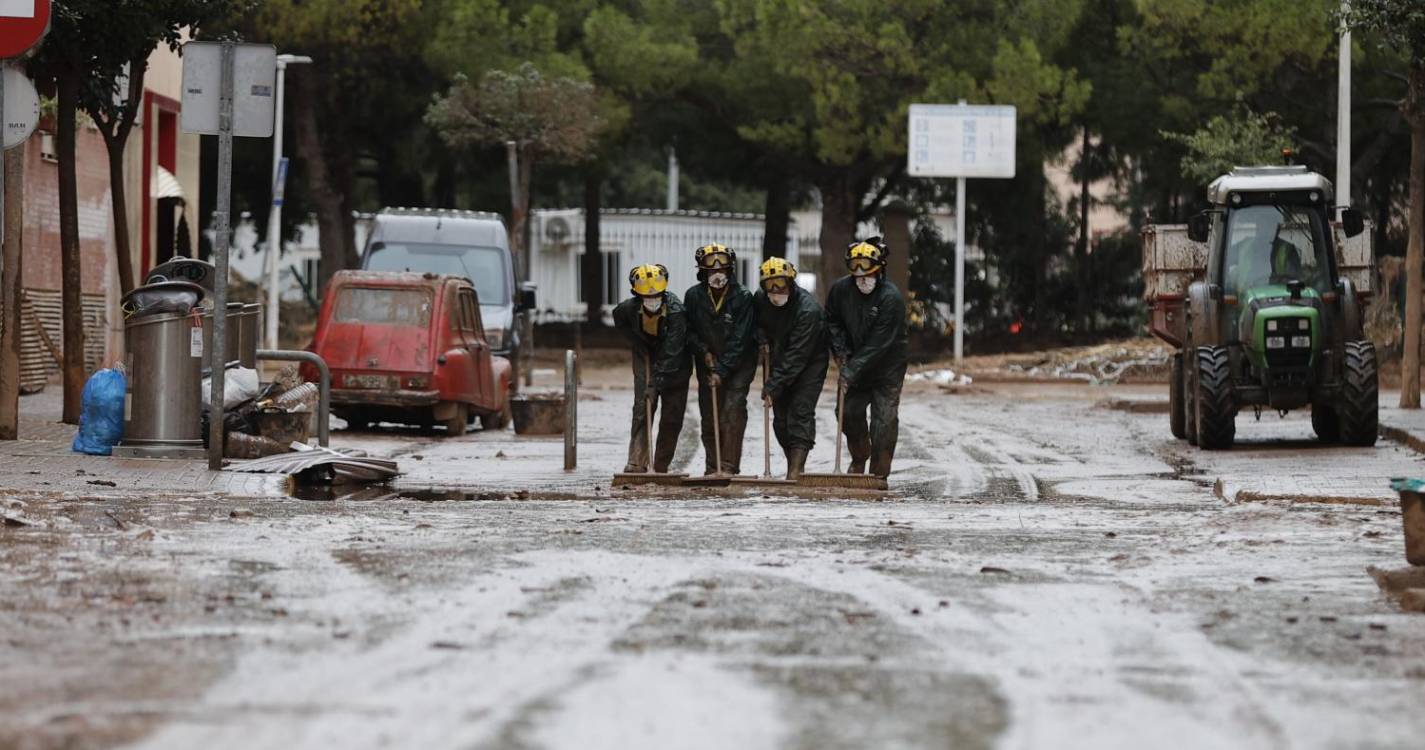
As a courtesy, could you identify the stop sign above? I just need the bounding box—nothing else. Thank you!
[0,0,49,59]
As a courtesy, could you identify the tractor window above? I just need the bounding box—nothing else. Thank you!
[1223,205,1330,296]
[334,287,432,326]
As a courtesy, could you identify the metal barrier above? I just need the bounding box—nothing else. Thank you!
[257,349,330,447]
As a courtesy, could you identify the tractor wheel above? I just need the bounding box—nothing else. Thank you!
[1338,340,1379,447]
[1184,353,1199,446]
[1311,404,1340,443]
[1194,346,1236,450]
[1169,353,1186,440]
[442,403,468,437]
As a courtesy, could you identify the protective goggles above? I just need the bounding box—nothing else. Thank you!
[761,278,792,294]
[697,251,733,269]
[848,257,880,274]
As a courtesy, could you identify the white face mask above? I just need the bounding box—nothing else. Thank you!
[642,296,663,313]
[708,272,729,290]
[768,293,790,308]
[856,276,878,295]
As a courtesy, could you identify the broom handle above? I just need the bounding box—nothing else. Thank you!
[711,378,723,475]
[834,372,845,474]
[762,347,771,478]
[645,355,655,473]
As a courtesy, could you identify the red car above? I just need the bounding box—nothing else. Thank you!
[308,271,511,435]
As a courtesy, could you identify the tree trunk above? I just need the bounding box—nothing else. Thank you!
[582,168,603,326]
[57,72,85,424]
[1400,67,1425,408]
[104,138,136,294]
[1076,125,1092,335]
[817,177,858,301]
[0,142,23,438]
[291,74,349,296]
[763,172,790,260]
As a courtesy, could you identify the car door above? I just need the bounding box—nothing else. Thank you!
[460,287,495,409]
[439,285,477,405]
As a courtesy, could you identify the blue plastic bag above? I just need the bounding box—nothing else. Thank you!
[72,367,127,456]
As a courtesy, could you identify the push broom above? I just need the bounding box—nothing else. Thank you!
[797,374,888,491]
[732,347,796,488]
[612,356,687,487]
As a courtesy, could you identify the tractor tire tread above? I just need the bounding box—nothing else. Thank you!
[1338,340,1379,447]
[1194,346,1235,450]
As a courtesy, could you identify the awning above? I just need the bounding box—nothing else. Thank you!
[154,166,184,200]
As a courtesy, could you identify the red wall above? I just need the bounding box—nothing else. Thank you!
[21,129,113,295]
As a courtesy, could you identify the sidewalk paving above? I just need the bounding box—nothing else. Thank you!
[0,389,289,498]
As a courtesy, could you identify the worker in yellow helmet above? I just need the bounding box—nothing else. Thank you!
[825,238,908,479]
[685,243,757,475]
[612,264,692,473]
[754,257,828,480]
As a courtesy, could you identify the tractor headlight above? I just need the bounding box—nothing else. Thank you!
[1267,336,1286,349]
[1267,320,1279,332]
[1296,318,1310,331]
[1291,335,1311,348]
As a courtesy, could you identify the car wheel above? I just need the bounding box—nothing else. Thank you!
[442,402,468,437]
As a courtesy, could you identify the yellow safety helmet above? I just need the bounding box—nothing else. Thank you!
[846,238,887,276]
[695,243,736,271]
[759,257,797,292]
[629,264,670,296]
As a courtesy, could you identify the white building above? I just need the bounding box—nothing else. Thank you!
[527,209,804,324]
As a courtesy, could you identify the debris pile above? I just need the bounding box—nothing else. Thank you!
[206,365,319,459]
[997,340,1171,384]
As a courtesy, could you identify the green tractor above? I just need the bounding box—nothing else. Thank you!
[1143,166,1377,449]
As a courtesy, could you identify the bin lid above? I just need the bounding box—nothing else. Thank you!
[122,281,206,319]
[147,258,216,292]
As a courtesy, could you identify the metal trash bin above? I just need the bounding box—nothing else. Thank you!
[200,303,260,370]
[120,310,204,448]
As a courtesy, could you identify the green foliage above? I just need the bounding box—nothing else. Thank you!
[427,63,607,162]
[1162,106,1297,185]
[1345,0,1425,67]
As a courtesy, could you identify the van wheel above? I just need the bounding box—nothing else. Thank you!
[442,403,468,437]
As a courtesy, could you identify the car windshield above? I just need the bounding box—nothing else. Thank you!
[1223,205,1330,295]
[364,242,509,305]
[334,287,432,326]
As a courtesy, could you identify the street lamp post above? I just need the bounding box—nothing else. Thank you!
[1337,0,1351,217]
[264,53,312,351]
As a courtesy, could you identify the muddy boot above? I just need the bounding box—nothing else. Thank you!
[785,448,808,481]
[622,462,645,474]
[847,436,871,474]
[870,449,894,479]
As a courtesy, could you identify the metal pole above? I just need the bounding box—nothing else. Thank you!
[564,348,576,471]
[1336,0,1352,216]
[954,99,967,363]
[264,60,286,351]
[208,42,234,470]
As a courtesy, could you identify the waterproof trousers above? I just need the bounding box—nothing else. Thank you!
[771,353,829,453]
[626,357,689,473]
[840,364,906,478]
[696,356,757,474]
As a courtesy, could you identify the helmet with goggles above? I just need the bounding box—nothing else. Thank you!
[845,238,888,276]
[629,264,670,296]
[759,257,797,293]
[695,243,736,271]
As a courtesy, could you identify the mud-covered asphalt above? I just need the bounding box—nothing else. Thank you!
[3,381,1425,749]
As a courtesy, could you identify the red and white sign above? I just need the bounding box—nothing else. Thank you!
[0,0,48,59]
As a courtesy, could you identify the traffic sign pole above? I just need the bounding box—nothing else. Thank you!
[208,42,235,470]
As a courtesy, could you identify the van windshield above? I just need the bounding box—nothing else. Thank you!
[365,242,510,305]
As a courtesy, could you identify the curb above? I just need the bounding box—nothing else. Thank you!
[1380,423,1425,456]
[1213,477,1388,507]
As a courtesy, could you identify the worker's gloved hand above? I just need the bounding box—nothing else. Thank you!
[839,376,850,394]
[708,373,723,389]
[703,352,716,369]
[835,353,848,369]
[761,389,773,407]
[760,343,770,357]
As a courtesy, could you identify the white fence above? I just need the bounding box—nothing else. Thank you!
[528,209,803,323]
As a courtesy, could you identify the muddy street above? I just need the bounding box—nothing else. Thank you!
[3,381,1424,749]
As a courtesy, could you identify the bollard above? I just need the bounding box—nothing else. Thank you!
[564,348,576,471]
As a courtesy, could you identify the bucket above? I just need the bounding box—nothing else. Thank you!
[1397,484,1425,566]
[511,394,565,436]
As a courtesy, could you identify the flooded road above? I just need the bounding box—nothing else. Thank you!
[3,382,1424,749]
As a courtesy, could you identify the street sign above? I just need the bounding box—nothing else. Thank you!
[180,42,277,138]
[907,102,1018,363]
[908,104,1017,179]
[0,0,48,59]
[2,65,37,149]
